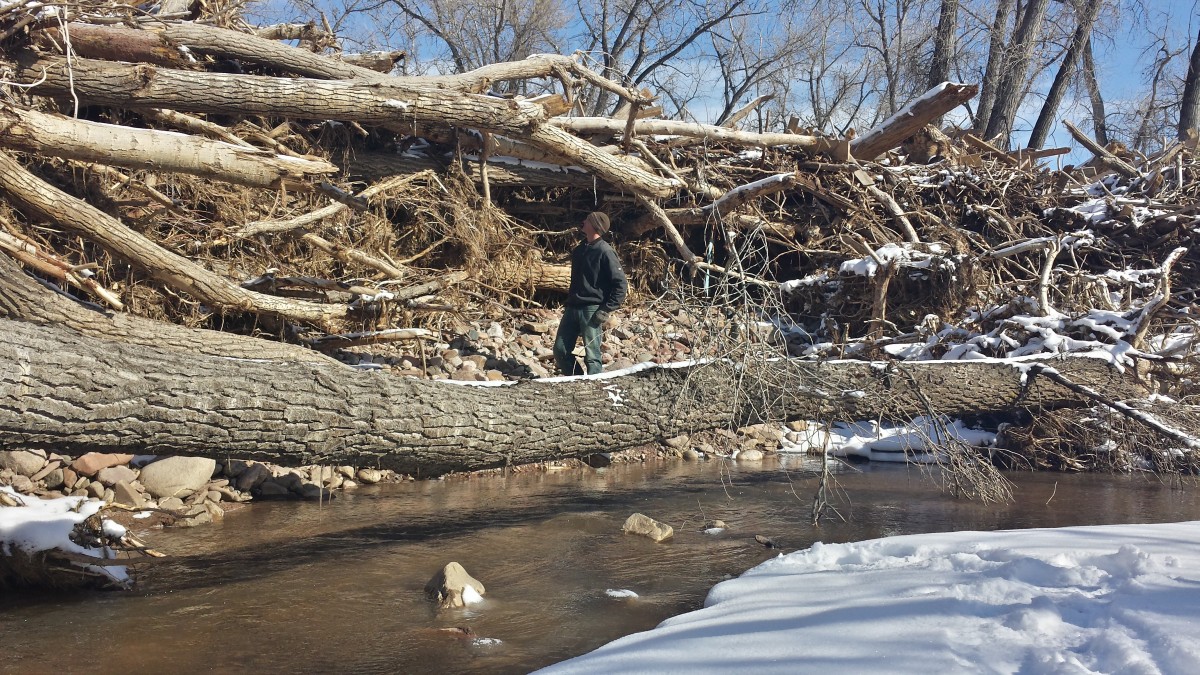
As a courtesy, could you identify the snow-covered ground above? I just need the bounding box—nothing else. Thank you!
[539,520,1200,674]
[0,486,130,587]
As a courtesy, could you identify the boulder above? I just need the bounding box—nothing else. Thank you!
[682,448,701,461]
[234,462,272,492]
[271,472,303,492]
[356,468,382,484]
[256,481,291,498]
[42,468,65,490]
[663,435,690,450]
[111,481,145,508]
[9,474,35,494]
[69,452,134,477]
[425,562,486,609]
[704,519,727,530]
[622,513,674,542]
[739,423,781,440]
[138,457,217,499]
[583,453,612,468]
[29,460,62,483]
[298,483,334,501]
[173,509,213,528]
[738,449,765,461]
[96,465,139,486]
[0,449,47,477]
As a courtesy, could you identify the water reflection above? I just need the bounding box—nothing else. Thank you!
[4,458,1198,674]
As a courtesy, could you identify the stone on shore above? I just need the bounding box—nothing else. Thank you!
[111,481,145,508]
[0,450,47,477]
[70,452,134,477]
[138,457,217,498]
[96,465,138,486]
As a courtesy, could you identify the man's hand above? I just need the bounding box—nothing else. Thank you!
[590,309,610,327]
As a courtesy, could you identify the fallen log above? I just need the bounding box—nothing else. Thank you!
[15,53,681,196]
[0,255,335,364]
[343,151,599,189]
[0,103,336,189]
[15,53,547,135]
[549,117,837,151]
[0,312,1145,476]
[851,82,978,161]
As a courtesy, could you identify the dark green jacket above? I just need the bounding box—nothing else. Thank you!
[567,238,627,312]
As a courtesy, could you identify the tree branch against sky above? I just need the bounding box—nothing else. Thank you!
[244,0,1200,152]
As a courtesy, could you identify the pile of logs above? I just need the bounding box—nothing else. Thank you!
[0,3,982,337]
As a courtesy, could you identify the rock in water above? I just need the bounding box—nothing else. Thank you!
[622,513,674,542]
[425,562,486,609]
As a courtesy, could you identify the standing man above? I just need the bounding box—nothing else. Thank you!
[553,211,628,376]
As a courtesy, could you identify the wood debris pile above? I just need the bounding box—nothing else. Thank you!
[1,4,1198,390]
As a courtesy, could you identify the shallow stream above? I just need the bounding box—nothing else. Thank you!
[5,457,1200,674]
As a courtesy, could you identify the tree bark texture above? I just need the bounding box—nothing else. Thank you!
[1081,37,1109,146]
[973,0,1015,134]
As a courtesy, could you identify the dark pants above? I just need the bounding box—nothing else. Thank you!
[553,304,603,375]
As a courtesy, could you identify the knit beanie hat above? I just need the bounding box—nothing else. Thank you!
[585,211,610,236]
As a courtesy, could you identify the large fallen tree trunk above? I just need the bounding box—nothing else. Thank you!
[0,316,1146,475]
[0,260,1147,476]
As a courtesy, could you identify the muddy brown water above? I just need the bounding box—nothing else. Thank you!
[4,456,1200,674]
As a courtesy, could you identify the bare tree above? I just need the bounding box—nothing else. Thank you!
[973,0,1016,134]
[855,0,936,115]
[574,0,762,115]
[1080,36,1110,145]
[928,0,959,89]
[983,0,1052,146]
[1131,40,1188,152]
[708,14,812,125]
[1179,27,1200,138]
[1027,0,1104,150]
[389,0,565,78]
[782,7,876,133]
